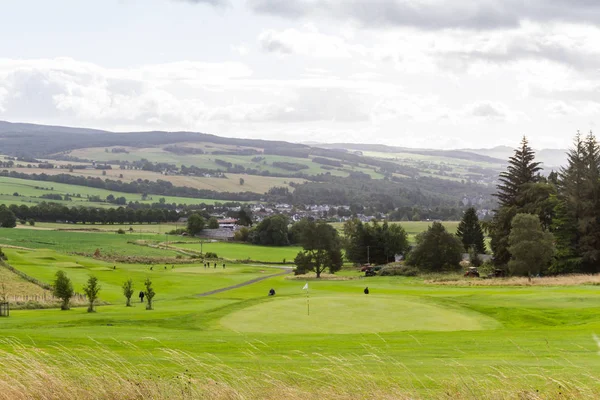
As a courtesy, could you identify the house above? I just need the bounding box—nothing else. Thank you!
[218,218,238,230]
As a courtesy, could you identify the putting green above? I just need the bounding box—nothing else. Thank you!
[220,295,500,334]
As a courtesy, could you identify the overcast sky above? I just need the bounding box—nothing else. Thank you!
[1,0,599,149]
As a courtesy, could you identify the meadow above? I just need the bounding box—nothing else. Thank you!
[171,241,302,263]
[6,167,305,195]
[1,225,600,398]
[0,176,235,207]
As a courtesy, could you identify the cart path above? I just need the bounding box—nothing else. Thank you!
[195,269,292,297]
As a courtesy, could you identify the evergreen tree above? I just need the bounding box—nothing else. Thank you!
[490,137,544,266]
[456,207,486,254]
[552,132,586,273]
[579,132,600,272]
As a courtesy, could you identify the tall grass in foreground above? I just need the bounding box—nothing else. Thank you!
[0,338,599,399]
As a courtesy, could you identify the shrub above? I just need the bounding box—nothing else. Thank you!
[167,228,187,235]
[144,278,155,310]
[53,271,74,311]
[82,275,101,313]
[379,265,419,276]
[116,229,126,234]
[122,279,134,307]
[204,252,218,259]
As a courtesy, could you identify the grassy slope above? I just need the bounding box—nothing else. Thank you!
[1,228,599,397]
[1,248,599,396]
[0,176,234,206]
[7,167,306,194]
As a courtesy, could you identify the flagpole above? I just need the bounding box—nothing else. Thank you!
[302,282,310,316]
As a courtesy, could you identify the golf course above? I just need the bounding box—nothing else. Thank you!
[1,227,600,399]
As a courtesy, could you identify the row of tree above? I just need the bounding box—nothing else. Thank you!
[0,203,181,226]
[489,133,600,275]
[52,271,155,312]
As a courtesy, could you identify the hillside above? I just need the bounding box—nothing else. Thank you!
[0,120,501,211]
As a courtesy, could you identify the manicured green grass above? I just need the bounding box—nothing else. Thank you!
[172,241,302,263]
[0,228,183,257]
[1,239,600,397]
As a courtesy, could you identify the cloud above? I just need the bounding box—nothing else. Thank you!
[171,0,229,6]
[248,0,600,30]
[465,102,506,119]
[258,27,359,58]
[440,23,600,71]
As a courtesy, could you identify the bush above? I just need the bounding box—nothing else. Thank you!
[116,228,126,234]
[167,228,187,235]
[379,265,419,276]
[204,252,218,259]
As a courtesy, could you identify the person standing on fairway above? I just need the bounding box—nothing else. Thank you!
[139,291,145,303]
[364,287,369,294]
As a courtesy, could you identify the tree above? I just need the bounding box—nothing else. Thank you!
[82,275,101,313]
[406,222,463,272]
[456,207,486,254]
[552,132,600,274]
[53,271,74,311]
[490,137,545,266]
[0,207,17,228]
[144,278,155,310]
[122,279,134,307]
[294,220,343,278]
[251,214,290,246]
[344,219,409,265]
[508,213,554,276]
[187,213,205,236]
[207,217,220,229]
[237,208,253,227]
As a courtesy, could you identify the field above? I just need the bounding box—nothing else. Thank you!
[65,146,386,179]
[1,227,600,398]
[0,176,233,206]
[5,167,306,194]
[172,242,302,263]
[331,220,460,242]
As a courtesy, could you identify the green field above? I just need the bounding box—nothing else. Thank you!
[67,146,385,179]
[331,220,460,243]
[0,228,186,257]
[0,176,235,207]
[172,241,302,263]
[1,226,600,398]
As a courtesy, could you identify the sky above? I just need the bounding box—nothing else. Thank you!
[1,0,600,149]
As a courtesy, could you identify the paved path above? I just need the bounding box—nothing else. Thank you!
[195,269,292,297]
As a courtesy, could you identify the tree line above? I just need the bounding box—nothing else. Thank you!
[489,133,600,275]
[0,203,180,226]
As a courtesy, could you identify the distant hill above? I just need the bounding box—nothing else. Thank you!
[460,146,568,169]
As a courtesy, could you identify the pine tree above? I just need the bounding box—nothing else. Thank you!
[552,132,586,273]
[490,137,544,266]
[456,207,486,254]
[579,132,600,272]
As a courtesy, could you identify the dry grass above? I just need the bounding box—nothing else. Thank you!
[286,272,359,281]
[0,338,598,400]
[0,265,49,297]
[425,274,600,286]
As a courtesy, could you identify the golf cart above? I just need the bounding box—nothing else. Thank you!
[464,266,480,277]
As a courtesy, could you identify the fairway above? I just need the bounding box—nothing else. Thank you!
[221,294,499,333]
[173,241,301,262]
